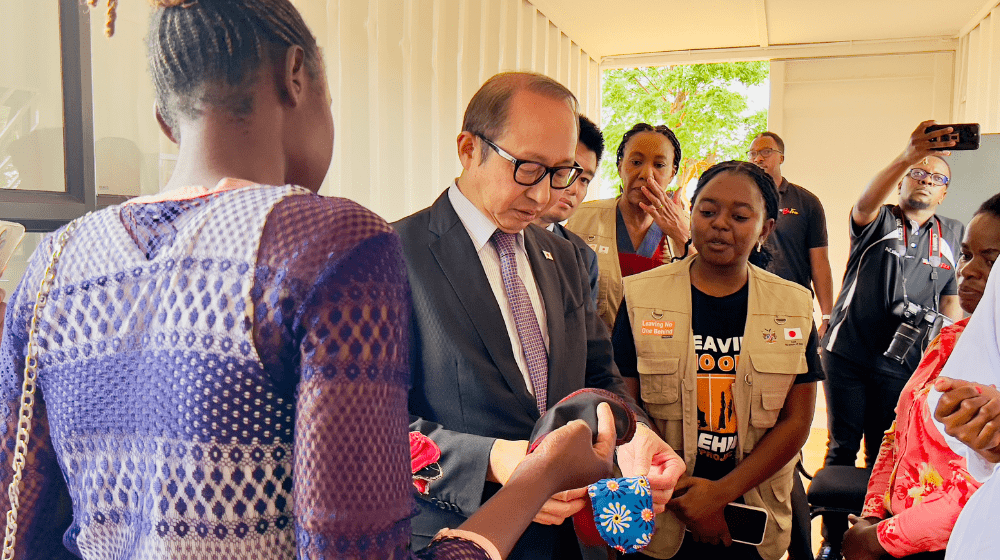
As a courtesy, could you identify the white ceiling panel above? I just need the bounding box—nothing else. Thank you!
[766,0,987,44]
[530,0,761,57]
[529,0,994,58]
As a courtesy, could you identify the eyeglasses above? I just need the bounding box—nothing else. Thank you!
[477,135,583,190]
[906,168,950,186]
[746,148,782,159]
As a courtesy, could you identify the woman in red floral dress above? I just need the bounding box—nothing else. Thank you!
[842,193,1000,559]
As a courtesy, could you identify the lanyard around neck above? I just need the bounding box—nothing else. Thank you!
[897,213,942,268]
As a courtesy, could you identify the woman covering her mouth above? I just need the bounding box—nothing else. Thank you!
[566,123,690,332]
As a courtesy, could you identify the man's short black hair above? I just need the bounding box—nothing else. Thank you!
[755,131,785,153]
[579,115,605,166]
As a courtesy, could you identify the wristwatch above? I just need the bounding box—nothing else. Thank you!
[821,314,832,322]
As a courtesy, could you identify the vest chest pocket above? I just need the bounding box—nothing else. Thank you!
[750,387,788,429]
[750,349,808,376]
[748,350,803,428]
[636,356,680,404]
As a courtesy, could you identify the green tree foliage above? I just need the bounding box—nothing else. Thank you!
[600,62,769,199]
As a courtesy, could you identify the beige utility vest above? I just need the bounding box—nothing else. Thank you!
[622,256,813,560]
[566,197,684,332]
[566,198,623,330]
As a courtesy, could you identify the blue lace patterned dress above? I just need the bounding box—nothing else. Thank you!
[0,180,493,560]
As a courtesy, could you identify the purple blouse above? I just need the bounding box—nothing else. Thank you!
[0,184,492,559]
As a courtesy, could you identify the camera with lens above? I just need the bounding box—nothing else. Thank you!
[884,301,951,363]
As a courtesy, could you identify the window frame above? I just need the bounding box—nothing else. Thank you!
[1,0,98,233]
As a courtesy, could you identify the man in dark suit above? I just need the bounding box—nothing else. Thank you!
[394,72,682,560]
[533,114,602,311]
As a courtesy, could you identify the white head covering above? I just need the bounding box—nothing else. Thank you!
[928,263,1000,479]
[925,264,1000,558]
[939,263,1000,386]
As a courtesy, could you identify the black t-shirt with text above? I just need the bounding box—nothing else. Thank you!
[823,205,964,377]
[612,282,824,483]
[690,283,748,481]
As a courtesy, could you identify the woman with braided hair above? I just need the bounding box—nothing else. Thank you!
[566,123,691,333]
[0,1,615,559]
[612,161,822,560]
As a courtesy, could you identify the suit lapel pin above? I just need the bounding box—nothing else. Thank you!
[543,250,553,261]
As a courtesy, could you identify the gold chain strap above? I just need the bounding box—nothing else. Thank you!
[2,216,86,560]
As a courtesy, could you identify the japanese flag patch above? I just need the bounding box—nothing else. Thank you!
[784,328,803,340]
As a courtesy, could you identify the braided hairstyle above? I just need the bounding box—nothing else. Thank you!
[615,123,682,178]
[689,160,779,269]
[144,0,321,134]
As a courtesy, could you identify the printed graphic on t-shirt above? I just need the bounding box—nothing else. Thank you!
[695,334,741,469]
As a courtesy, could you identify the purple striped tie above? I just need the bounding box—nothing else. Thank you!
[491,231,548,414]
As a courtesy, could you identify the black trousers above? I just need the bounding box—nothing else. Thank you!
[821,350,909,469]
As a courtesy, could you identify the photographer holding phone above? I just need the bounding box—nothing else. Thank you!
[838,193,1000,560]
[817,121,967,560]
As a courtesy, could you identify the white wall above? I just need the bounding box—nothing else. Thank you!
[769,53,954,297]
[1,0,66,193]
[90,1,174,199]
[295,0,602,222]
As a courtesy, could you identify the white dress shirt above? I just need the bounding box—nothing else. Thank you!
[448,183,549,396]
[925,264,1000,558]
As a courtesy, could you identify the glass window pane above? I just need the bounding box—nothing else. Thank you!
[1,232,43,302]
[91,2,176,198]
[0,0,67,193]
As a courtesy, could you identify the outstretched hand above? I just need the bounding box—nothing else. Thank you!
[462,405,616,557]
[514,402,617,498]
[617,422,685,513]
[934,376,1000,463]
[901,120,956,163]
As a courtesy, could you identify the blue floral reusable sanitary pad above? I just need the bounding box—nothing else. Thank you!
[584,476,655,554]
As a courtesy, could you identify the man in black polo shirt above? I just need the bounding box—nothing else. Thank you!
[817,121,965,559]
[748,132,834,334]
[749,131,834,560]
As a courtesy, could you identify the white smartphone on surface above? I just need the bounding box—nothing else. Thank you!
[0,221,27,279]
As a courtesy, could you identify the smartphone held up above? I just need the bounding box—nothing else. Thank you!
[925,123,981,151]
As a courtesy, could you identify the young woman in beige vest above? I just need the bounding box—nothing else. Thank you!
[611,161,822,560]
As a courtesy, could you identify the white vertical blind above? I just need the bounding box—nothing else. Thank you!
[955,8,1000,132]
[296,0,601,222]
